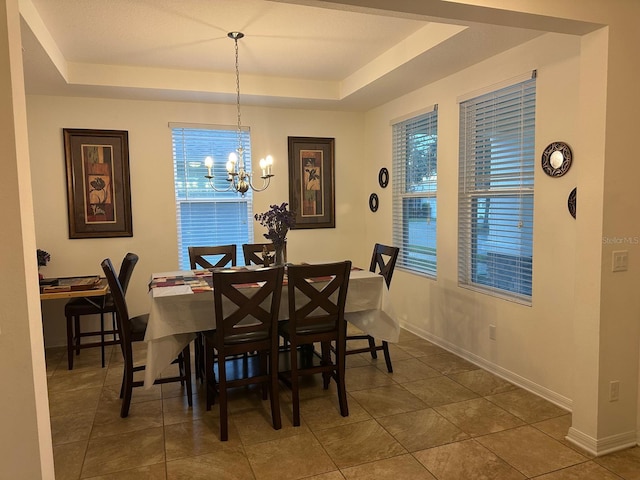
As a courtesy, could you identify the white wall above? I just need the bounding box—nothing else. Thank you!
[364,32,582,407]
[27,97,367,346]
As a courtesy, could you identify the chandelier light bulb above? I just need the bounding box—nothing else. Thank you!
[204,156,214,177]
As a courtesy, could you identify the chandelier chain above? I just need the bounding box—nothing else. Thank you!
[234,36,242,155]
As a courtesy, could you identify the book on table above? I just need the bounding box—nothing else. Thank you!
[41,275,102,293]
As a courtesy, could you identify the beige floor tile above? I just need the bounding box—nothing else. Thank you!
[345,365,397,391]
[81,426,165,478]
[166,444,255,480]
[86,463,167,479]
[53,440,87,480]
[47,367,107,393]
[403,375,479,407]
[100,380,163,405]
[434,397,525,436]
[50,410,95,445]
[532,414,593,456]
[595,446,640,480]
[376,357,441,384]
[245,432,336,480]
[91,398,163,438]
[342,453,436,480]
[164,418,239,460]
[377,408,469,452]
[314,419,406,468]
[48,386,102,417]
[448,369,517,396]
[533,460,624,479]
[162,391,206,426]
[414,439,525,480]
[487,389,568,423]
[395,339,447,358]
[397,329,423,343]
[418,352,479,375]
[232,405,307,445]
[305,472,345,480]
[476,425,587,477]
[298,393,372,431]
[349,384,428,418]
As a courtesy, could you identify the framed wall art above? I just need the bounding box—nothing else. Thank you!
[288,136,335,229]
[63,128,133,238]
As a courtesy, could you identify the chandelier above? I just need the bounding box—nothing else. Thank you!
[204,32,273,195]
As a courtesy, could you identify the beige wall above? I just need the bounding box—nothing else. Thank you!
[364,32,581,406]
[28,96,367,345]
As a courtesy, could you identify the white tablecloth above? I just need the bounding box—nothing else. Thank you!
[143,268,398,387]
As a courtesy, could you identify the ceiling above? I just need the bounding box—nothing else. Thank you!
[20,0,547,111]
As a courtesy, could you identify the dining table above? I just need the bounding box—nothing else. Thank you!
[143,265,399,388]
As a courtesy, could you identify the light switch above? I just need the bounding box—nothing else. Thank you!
[612,250,628,272]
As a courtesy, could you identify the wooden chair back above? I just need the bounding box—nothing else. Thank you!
[188,245,236,269]
[370,243,399,288]
[242,242,275,266]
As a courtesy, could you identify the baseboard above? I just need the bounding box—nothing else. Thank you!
[400,322,572,411]
[566,427,638,456]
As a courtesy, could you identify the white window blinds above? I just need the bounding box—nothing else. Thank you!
[458,76,536,302]
[392,107,438,276]
[171,126,253,269]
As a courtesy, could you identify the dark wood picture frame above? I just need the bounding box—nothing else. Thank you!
[288,136,335,229]
[63,128,133,238]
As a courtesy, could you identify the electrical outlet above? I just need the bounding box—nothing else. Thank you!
[612,251,628,272]
[609,381,620,402]
[489,324,496,340]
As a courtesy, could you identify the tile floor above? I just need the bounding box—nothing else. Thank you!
[46,329,640,479]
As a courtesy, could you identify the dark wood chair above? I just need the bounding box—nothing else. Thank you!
[101,257,192,418]
[203,266,285,440]
[64,252,138,370]
[188,245,236,269]
[188,245,237,381]
[278,261,351,426]
[242,242,275,266]
[345,243,399,372]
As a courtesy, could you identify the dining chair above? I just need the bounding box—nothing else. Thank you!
[242,242,275,266]
[203,265,285,440]
[64,252,138,370]
[345,243,399,372]
[189,244,237,382]
[278,260,351,426]
[101,257,192,418]
[188,245,237,269]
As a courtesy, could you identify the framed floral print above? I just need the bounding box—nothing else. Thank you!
[287,136,335,229]
[63,128,133,238]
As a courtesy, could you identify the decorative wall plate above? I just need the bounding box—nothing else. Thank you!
[369,193,379,212]
[542,141,572,177]
[568,187,576,218]
[378,168,389,188]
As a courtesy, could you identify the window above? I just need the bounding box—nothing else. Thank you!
[171,125,253,270]
[458,76,536,302]
[392,107,438,276]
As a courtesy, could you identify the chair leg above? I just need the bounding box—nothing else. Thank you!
[382,341,393,373]
[74,316,81,355]
[120,361,134,418]
[205,340,214,411]
[218,353,229,441]
[335,344,349,418]
[269,348,282,431]
[65,315,74,370]
[182,344,193,407]
[291,344,301,427]
[367,336,378,359]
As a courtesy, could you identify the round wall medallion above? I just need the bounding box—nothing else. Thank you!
[369,193,379,212]
[568,187,577,218]
[378,168,389,188]
[542,141,572,177]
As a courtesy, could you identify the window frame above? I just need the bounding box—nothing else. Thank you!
[457,75,536,304]
[171,124,254,270]
[392,106,438,277]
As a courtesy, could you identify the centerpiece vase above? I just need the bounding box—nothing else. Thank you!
[274,242,287,266]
